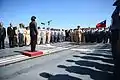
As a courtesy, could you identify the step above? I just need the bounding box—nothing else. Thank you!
[22,51,43,57]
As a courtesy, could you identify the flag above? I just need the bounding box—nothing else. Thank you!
[41,22,45,25]
[48,20,52,25]
[96,20,106,28]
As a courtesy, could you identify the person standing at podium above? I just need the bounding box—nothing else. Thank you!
[29,16,38,52]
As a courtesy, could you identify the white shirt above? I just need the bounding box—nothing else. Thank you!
[18,28,24,34]
[62,31,66,36]
[40,29,46,37]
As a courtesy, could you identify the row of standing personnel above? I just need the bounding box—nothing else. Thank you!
[67,26,111,44]
[0,22,111,49]
[0,23,67,49]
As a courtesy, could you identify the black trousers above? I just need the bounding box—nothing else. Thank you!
[54,36,58,43]
[0,38,5,49]
[85,35,89,43]
[51,35,54,43]
[30,35,37,52]
[111,30,120,80]
[14,37,18,46]
[8,37,14,48]
[18,33,24,47]
[103,36,108,43]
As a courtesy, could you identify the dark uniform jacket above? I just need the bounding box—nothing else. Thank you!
[111,6,120,30]
[29,21,38,37]
[0,27,6,39]
[7,27,14,37]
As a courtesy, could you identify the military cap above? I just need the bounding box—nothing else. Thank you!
[113,0,120,6]
[31,16,36,20]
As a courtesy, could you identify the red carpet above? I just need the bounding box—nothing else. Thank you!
[23,50,43,57]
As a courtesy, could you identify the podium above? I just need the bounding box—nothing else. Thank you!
[22,51,43,57]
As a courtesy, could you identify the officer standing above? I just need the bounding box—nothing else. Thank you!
[103,28,109,43]
[29,16,38,52]
[86,27,91,43]
[91,28,96,43]
[81,29,85,43]
[50,28,55,43]
[84,29,88,43]
[13,27,18,47]
[18,23,24,47]
[7,23,14,48]
[37,27,41,45]
[46,28,51,44]
[111,0,120,79]
[99,28,105,43]
[25,27,30,46]
[96,28,101,43]
[41,27,46,44]
[73,29,76,42]
[62,29,66,42]
[0,22,6,49]
[70,29,74,42]
[54,29,58,43]
[76,26,82,44]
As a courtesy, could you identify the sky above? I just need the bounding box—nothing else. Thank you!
[0,0,115,29]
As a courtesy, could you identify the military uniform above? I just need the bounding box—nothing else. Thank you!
[84,30,88,43]
[29,16,38,52]
[103,29,109,43]
[58,29,62,42]
[81,30,85,43]
[46,29,51,44]
[91,29,96,43]
[0,25,6,49]
[61,29,65,42]
[101,29,104,43]
[51,29,55,43]
[25,28,30,46]
[70,30,74,42]
[111,1,120,79]
[7,24,14,48]
[37,27,41,45]
[18,25,24,47]
[76,28,82,43]
[85,29,91,43]
[73,29,76,42]
[13,27,18,46]
[41,28,46,44]
[96,29,102,43]
[23,28,26,46]
[54,29,58,43]
[65,30,70,41]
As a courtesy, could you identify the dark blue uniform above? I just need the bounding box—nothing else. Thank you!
[29,18,38,52]
[0,27,6,49]
[110,2,120,80]
[7,26,14,48]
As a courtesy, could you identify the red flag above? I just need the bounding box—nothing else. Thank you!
[96,20,106,28]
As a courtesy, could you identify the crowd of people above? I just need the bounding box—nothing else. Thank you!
[0,22,111,49]
[0,0,120,79]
